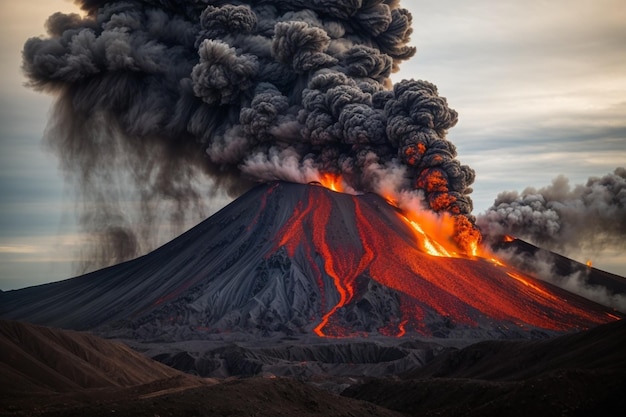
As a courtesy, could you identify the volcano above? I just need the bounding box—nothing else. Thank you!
[1,182,618,343]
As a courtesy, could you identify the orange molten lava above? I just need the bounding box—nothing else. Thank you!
[317,173,345,193]
[380,191,480,258]
[272,184,614,338]
[398,213,452,257]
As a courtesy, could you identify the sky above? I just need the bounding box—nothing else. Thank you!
[1,0,625,290]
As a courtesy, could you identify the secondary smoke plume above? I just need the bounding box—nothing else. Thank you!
[23,0,477,270]
[494,248,626,313]
[478,168,626,256]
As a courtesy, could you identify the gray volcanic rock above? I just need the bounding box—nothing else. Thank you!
[406,318,626,380]
[131,337,444,379]
[342,320,626,417]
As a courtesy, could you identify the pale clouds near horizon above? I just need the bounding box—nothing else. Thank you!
[1,0,625,289]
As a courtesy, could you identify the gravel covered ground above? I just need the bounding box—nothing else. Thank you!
[2,319,625,416]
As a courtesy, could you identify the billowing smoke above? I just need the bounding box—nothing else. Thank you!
[478,168,626,256]
[23,0,477,270]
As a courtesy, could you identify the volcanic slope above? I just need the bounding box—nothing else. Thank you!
[0,182,619,341]
[494,237,626,296]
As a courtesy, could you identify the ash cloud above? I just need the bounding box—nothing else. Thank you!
[478,168,626,257]
[23,0,477,270]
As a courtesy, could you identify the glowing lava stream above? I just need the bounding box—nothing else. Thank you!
[506,272,558,302]
[311,201,375,337]
[276,187,374,337]
[273,180,615,337]
[318,173,478,259]
[399,214,452,257]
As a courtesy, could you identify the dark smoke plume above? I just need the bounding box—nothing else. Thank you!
[478,168,626,255]
[23,0,477,270]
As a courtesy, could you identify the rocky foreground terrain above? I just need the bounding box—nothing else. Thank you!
[1,319,624,416]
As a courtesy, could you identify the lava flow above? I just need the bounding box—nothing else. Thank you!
[274,178,615,337]
[276,185,374,337]
[318,173,480,259]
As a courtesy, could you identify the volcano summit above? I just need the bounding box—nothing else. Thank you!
[1,182,617,343]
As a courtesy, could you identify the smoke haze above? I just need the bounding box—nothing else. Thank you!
[494,248,626,313]
[478,168,626,259]
[23,0,477,270]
